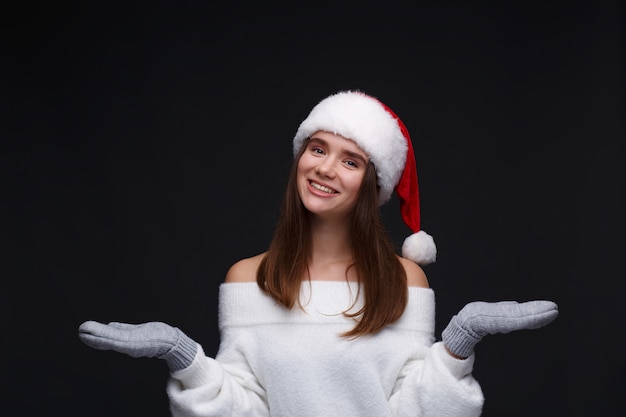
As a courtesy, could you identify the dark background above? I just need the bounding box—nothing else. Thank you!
[2,1,624,416]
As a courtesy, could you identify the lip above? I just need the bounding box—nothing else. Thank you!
[307,180,338,196]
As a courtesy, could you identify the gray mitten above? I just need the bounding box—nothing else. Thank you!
[442,300,558,358]
[78,321,198,371]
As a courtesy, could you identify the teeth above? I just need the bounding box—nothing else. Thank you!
[310,181,336,194]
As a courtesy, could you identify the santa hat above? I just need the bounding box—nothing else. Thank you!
[293,90,436,265]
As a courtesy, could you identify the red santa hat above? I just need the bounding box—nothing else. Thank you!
[293,90,437,265]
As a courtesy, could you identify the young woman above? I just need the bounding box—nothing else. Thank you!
[79,90,558,417]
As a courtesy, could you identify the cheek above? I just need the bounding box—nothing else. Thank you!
[347,172,366,191]
[296,158,310,183]
[297,153,316,171]
[296,160,310,193]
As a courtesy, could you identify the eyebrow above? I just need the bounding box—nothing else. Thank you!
[309,137,369,164]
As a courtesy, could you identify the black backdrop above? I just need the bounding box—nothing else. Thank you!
[3,1,624,416]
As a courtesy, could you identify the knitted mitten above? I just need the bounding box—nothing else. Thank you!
[442,300,558,358]
[78,321,198,371]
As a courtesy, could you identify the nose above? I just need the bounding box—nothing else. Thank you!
[316,158,336,178]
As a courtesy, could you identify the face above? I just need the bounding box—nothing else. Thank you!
[297,131,370,219]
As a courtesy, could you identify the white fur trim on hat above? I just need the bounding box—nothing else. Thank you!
[293,90,407,204]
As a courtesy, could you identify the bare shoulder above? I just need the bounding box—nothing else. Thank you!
[224,252,267,283]
[397,256,430,288]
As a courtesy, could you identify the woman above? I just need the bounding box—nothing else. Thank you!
[79,90,558,417]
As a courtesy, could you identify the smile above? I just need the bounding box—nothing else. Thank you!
[309,181,337,194]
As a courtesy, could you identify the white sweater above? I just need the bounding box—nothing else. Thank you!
[166,282,484,417]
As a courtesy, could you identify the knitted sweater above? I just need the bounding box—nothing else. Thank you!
[166,281,484,417]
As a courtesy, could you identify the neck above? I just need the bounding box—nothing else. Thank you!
[307,217,355,281]
[310,216,352,259]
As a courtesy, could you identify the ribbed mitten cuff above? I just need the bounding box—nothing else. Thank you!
[441,316,482,359]
[162,328,199,371]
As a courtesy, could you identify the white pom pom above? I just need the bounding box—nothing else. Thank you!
[401,230,437,265]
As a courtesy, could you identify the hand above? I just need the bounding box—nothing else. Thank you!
[441,300,558,359]
[78,321,198,371]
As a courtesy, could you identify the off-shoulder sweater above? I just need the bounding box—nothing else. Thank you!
[166,281,484,417]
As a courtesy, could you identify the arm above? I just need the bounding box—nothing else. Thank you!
[78,321,269,417]
[388,287,485,417]
[393,342,485,417]
[390,295,558,417]
[166,341,268,417]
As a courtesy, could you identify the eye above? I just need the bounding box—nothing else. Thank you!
[310,145,325,155]
[343,159,361,169]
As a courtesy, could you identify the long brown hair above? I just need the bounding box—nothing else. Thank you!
[257,139,408,338]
